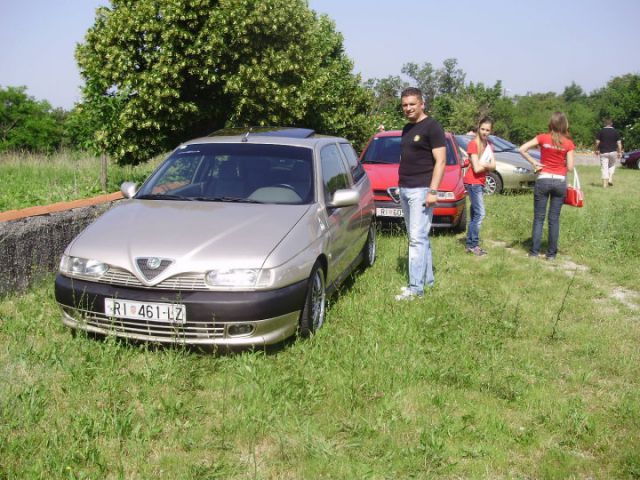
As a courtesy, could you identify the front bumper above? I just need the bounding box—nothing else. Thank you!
[55,274,307,347]
[373,198,466,228]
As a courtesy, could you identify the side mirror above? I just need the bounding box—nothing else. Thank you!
[328,189,360,208]
[120,181,138,199]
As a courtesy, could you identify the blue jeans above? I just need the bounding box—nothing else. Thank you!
[531,178,566,258]
[465,184,485,248]
[399,187,434,293]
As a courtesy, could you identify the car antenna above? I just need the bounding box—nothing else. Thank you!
[241,127,253,142]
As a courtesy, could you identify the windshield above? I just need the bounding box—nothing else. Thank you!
[489,135,517,151]
[136,143,315,205]
[363,135,458,166]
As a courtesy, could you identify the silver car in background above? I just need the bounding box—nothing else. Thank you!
[455,134,537,194]
[55,128,376,348]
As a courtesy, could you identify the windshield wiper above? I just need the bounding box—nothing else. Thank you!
[136,194,193,201]
[188,196,263,204]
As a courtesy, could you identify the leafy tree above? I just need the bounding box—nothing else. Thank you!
[401,61,437,107]
[0,86,65,153]
[435,58,466,97]
[591,74,640,149]
[362,75,407,130]
[77,0,373,164]
[562,81,586,103]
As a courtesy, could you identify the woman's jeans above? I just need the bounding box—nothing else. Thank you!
[531,178,566,258]
[465,184,485,248]
[399,187,434,293]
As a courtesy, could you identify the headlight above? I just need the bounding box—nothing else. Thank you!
[205,268,273,288]
[437,191,456,200]
[513,167,531,175]
[59,254,109,278]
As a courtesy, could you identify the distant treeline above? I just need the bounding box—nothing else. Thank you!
[2,69,638,160]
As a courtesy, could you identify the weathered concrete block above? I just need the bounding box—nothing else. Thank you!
[0,202,118,296]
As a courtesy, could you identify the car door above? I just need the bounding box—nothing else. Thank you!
[319,143,360,286]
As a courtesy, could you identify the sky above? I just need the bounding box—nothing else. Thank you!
[1,0,639,110]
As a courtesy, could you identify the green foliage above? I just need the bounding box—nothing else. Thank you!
[0,86,66,153]
[76,0,373,164]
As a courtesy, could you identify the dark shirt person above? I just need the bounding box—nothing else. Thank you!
[395,87,446,301]
[595,119,623,188]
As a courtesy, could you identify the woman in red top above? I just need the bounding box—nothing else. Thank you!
[464,117,496,255]
[519,112,575,260]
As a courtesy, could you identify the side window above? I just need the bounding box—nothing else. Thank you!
[339,143,366,183]
[321,144,350,200]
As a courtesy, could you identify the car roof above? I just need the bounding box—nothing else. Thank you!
[182,127,348,148]
[372,129,454,138]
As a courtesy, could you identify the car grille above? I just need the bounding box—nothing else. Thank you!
[99,267,209,290]
[65,307,224,341]
[374,189,392,199]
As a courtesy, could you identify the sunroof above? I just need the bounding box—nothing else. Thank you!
[209,127,316,138]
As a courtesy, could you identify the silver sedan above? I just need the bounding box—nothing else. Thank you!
[55,128,376,348]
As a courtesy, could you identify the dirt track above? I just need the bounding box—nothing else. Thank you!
[574,152,601,165]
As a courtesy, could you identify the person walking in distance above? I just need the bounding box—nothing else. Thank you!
[595,118,623,188]
[519,112,575,261]
[395,87,446,301]
[464,117,497,256]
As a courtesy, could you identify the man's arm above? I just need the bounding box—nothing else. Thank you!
[617,139,623,158]
[426,146,446,206]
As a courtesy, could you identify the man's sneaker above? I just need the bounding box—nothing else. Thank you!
[394,289,422,301]
[469,246,487,256]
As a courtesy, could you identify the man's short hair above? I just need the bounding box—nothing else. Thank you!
[401,87,424,101]
[604,118,613,126]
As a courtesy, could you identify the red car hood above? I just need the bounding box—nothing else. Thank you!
[363,164,460,191]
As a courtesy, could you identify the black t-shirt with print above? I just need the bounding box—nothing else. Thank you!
[399,117,446,188]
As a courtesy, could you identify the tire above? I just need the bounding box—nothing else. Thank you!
[361,221,377,268]
[484,172,503,195]
[298,262,326,337]
[636,157,640,170]
[453,201,467,233]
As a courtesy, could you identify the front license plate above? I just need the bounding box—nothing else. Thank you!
[376,207,403,218]
[104,299,186,324]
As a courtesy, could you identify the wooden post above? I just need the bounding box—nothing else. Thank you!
[100,153,108,192]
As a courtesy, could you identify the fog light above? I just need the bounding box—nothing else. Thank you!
[228,324,255,337]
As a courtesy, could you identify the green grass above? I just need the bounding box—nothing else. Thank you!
[0,151,161,211]
[1,166,639,478]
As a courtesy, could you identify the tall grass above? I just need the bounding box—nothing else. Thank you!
[0,151,162,211]
[1,166,639,478]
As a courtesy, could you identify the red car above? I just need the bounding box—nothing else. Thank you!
[359,130,467,231]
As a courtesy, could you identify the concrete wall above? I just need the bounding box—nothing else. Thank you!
[0,202,118,296]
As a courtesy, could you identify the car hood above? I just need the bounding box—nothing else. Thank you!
[67,200,312,275]
[363,164,460,190]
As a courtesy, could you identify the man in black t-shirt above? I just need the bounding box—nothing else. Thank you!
[395,87,446,301]
[595,119,623,188]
